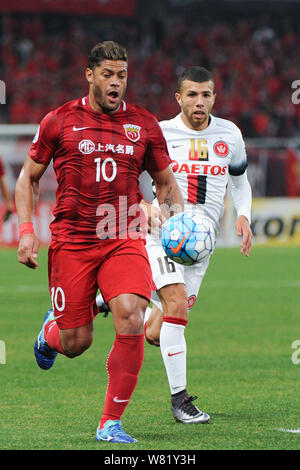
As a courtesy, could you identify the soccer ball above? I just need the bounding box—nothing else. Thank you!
[161,212,215,265]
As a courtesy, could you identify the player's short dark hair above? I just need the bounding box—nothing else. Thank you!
[178,66,214,92]
[88,41,128,69]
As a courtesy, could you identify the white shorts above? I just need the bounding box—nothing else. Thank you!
[146,232,211,311]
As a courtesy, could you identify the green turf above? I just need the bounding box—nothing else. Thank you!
[0,245,300,450]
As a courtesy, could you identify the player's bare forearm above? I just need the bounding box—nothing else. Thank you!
[15,178,39,225]
[15,156,45,224]
[150,167,184,219]
[158,185,182,219]
[15,156,47,269]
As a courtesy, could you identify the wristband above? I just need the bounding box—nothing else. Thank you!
[19,222,34,239]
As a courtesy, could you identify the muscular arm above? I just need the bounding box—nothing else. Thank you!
[15,156,48,268]
[149,166,184,220]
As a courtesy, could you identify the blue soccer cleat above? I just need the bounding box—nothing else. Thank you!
[33,308,58,370]
[95,420,137,443]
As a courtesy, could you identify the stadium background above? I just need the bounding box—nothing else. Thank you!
[0,0,300,452]
[0,0,300,248]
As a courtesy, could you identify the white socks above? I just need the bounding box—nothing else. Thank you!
[159,316,188,395]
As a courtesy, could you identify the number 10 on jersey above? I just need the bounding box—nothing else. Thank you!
[94,157,117,182]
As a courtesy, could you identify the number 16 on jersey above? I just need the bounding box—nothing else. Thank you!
[188,139,208,204]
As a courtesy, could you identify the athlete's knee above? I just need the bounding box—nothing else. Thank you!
[144,312,161,347]
[159,284,188,318]
[63,338,92,358]
[111,294,147,334]
[162,296,188,318]
[145,326,160,347]
[173,297,189,315]
[60,330,93,358]
[118,307,144,333]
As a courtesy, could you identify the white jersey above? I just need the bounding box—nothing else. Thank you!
[140,113,249,232]
[141,113,251,310]
[162,113,248,228]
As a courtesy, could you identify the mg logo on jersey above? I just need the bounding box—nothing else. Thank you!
[214,140,229,158]
[123,124,141,143]
[79,139,95,154]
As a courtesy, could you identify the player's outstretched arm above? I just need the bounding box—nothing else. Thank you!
[15,156,48,269]
[149,166,184,220]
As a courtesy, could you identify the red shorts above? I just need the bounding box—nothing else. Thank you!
[48,238,152,329]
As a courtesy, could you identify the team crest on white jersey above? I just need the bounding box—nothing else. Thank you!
[213,140,229,158]
[188,295,196,309]
[123,124,141,143]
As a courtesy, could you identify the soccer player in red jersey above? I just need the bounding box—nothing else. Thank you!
[15,41,184,444]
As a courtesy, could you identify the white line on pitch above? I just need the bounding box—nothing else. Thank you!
[1,280,300,292]
[0,285,48,292]
[278,429,300,434]
[204,280,300,288]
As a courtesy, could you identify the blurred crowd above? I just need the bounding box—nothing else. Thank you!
[1,13,299,137]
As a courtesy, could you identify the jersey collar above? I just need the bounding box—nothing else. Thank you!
[81,96,127,114]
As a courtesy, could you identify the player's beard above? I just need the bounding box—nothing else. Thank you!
[181,100,212,131]
[92,83,125,114]
[189,108,209,130]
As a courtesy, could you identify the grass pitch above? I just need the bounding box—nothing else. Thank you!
[0,245,300,450]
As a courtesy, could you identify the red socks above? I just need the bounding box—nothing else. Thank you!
[44,320,65,355]
[44,324,144,428]
[99,334,144,429]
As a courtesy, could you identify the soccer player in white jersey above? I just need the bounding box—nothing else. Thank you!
[139,66,253,424]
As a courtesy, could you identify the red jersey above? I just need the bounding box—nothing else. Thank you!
[29,96,171,242]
